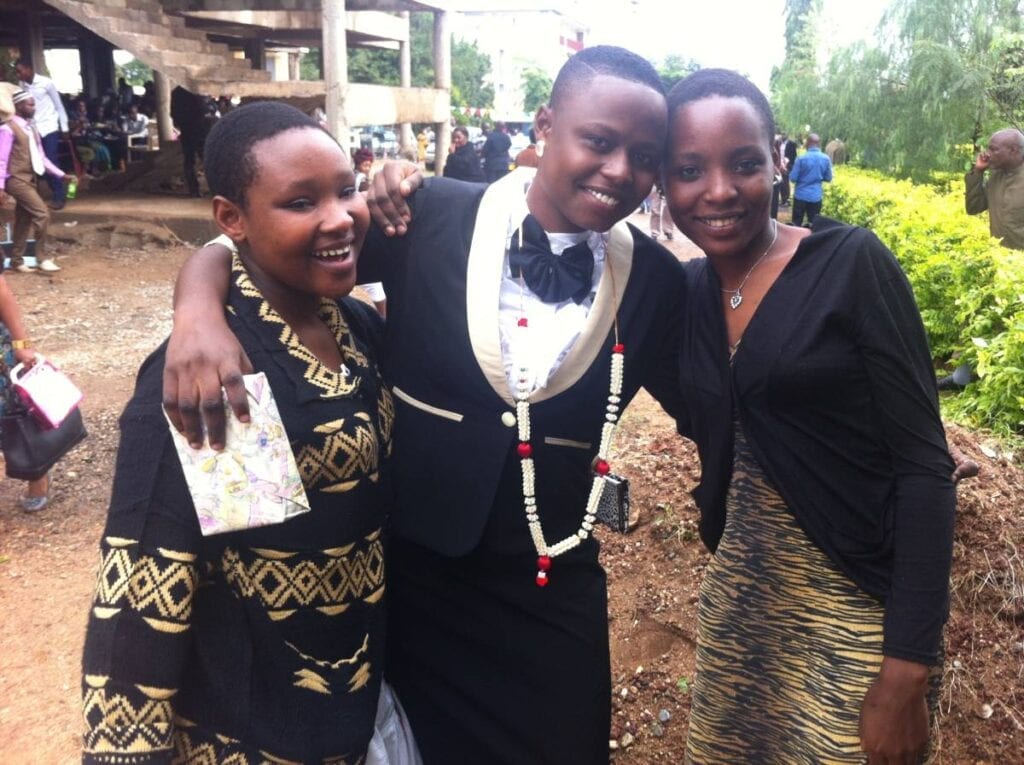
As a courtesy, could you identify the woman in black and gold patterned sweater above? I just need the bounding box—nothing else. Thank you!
[81,103,397,764]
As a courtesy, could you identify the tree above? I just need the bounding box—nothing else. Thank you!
[295,15,495,115]
[451,38,493,108]
[115,57,152,86]
[521,68,552,114]
[771,0,1024,178]
[989,33,1024,129]
[656,54,700,90]
[346,47,399,85]
[299,48,321,80]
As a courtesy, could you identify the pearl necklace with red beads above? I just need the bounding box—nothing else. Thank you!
[511,228,623,587]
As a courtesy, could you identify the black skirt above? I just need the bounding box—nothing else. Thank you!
[386,536,611,765]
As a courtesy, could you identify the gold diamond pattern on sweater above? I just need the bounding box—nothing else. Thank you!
[81,677,175,759]
[234,256,367,398]
[172,727,357,764]
[91,537,198,631]
[296,412,382,491]
[220,532,384,619]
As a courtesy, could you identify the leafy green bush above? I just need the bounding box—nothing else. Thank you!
[828,168,1024,435]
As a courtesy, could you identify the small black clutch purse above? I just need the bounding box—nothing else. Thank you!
[595,473,630,533]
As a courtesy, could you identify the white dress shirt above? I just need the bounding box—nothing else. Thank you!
[18,73,69,137]
[498,217,606,399]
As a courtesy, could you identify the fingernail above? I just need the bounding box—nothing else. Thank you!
[190,441,203,449]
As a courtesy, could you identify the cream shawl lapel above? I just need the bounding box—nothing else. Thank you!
[465,168,635,406]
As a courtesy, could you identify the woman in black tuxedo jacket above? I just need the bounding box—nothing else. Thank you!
[163,46,688,764]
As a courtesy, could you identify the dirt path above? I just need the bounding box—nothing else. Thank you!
[0,221,1020,763]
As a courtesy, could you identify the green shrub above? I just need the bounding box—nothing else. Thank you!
[828,168,1024,436]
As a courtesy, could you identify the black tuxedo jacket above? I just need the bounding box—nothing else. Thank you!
[361,171,686,556]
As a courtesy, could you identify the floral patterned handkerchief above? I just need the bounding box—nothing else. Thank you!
[165,372,311,536]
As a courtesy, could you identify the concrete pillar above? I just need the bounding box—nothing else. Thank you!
[80,42,100,98]
[398,11,415,158]
[18,12,46,75]
[80,34,116,97]
[154,71,174,144]
[288,51,301,81]
[94,38,117,95]
[243,38,266,71]
[433,11,451,177]
[322,0,350,151]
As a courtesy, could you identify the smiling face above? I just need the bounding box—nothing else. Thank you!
[664,95,778,262]
[214,127,369,311]
[528,74,666,233]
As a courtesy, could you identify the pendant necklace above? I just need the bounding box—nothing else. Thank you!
[511,223,623,587]
[720,220,779,310]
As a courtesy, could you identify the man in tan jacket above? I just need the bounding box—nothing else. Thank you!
[0,89,67,273]
[965,128,1024,250]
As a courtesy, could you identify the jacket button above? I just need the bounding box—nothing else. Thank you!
[501,411,517,427]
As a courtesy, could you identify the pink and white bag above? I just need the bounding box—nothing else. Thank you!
[10,356,83,429]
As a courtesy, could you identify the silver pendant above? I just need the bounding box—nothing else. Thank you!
[729,293,743,310]
[340,363,351,377]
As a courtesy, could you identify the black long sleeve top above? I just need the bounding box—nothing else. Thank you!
[676,217,956,665]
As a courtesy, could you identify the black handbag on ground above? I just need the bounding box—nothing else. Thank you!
[1,404,87,480]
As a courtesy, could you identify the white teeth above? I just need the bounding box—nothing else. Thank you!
[588,189,617,207]
[313,247,350,259]
[702,217,739,228]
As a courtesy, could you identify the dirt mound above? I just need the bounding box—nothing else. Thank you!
[49,220,185,250]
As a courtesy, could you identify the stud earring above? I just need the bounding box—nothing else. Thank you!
[535,139,545,158]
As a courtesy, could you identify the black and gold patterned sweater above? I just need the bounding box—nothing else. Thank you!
[82,256,395,764]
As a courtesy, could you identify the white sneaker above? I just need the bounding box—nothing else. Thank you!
[12,264,37,274]
[38,259,61,272]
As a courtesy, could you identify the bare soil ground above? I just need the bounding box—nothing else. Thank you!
[0,220,1020,763]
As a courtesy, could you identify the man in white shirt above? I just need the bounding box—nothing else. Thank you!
[15,59,70,211]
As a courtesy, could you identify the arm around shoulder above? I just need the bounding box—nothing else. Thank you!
[165,238,251,450]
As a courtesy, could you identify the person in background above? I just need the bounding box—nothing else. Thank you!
[649,181,674,241]
[513,127,540,169]
[14,59,69,211]
[442,125,484,183]
[0,90,68,273]
[0,271,50,510]
[825,137,847,165]
[665,68,955,764]
[0,90,50,509]
[481,121,512,182]
[170,85,208,197]
[789,132,833,227]
[120,103,150,162]
[354,147,375,192]
[965,127,1024,250]
[352,147,388,318]
[780,133,797,207]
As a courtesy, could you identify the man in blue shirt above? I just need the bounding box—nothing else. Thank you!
[789,133,833,227]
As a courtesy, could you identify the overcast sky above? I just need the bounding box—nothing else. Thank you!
[584,0,891,92]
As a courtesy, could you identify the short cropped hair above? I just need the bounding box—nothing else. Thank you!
[667,68,776,146]
[204,101,327,208]
[549,46,664,109]
[453,125,469,140]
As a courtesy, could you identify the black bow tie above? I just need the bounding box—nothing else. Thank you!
[508,214,594,305]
